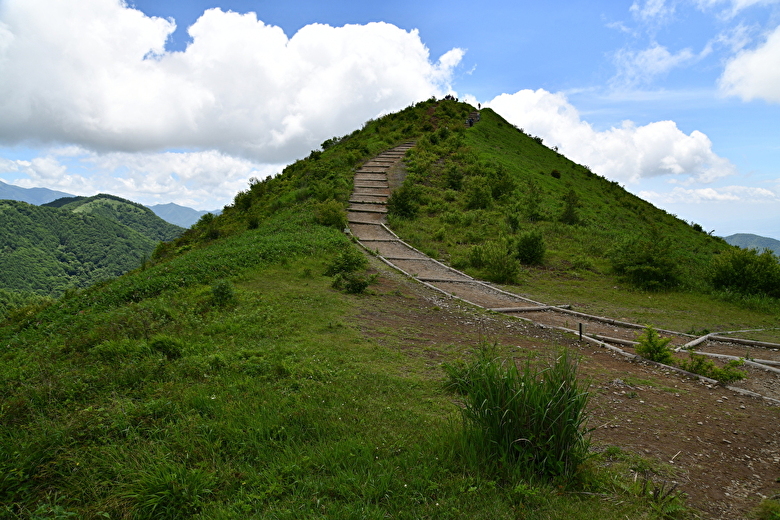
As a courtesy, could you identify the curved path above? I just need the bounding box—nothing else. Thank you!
[347,143,780,405]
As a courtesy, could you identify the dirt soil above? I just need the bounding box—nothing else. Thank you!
[354,260,780,520]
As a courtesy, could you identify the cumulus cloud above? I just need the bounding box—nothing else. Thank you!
[0,0,463,162]
[486,88,737,184]
[0,147,277,209]
[720,24,780,102]
[639,185,779,203]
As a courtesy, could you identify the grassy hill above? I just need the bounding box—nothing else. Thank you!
[46,193,185,242]
[0,195,184,298]
[2,98,778,519]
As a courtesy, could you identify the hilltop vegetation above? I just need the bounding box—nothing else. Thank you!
[44,193,184,242]
[387,105,729,290]
[2,98,778,518]
[0,195,184,299]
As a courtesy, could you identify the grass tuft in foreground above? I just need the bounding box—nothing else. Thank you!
[446,345,591,482]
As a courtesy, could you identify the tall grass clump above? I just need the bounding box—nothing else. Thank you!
[448,346,591,480]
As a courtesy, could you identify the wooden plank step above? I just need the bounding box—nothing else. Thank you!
[415,277,478,283]
[490,305,572,313]
[348,206,387,214]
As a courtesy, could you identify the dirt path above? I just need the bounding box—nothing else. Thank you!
[347,144,780,519]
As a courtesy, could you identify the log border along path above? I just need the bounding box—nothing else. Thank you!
[346,142,780,407]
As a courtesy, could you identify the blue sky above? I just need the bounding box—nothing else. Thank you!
[0,0,779,239]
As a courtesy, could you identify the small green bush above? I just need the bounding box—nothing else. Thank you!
[451,346,591,480]
[516,230,545,265]
[635,326,674,364]
[149,335,184,360]
[559,188,580,225]
[324,246,368,276]
[678,353,747,384]
[331,272,377,294]
[610,232,680,291]
[387,183,420,219]
[463,176,493,210]
[314,199,347,229]
[211,279,235,306]
[470,240,519,284]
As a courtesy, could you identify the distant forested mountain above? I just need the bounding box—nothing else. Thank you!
[723,233,780,255]
[0,196,184,296]
[46,194,185,241]
[0,179,73,205]
[146,202,221,228]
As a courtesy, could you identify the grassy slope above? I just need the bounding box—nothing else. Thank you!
[4,98,776,517]
[0,205,662,519]
[388,104,779,340]
[0,200,158,296]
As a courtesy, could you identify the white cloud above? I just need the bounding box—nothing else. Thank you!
[719,24,780,102]
[612,43,697,87]
[1,147,277,209]
[0,0,462,162]
[486,88,737,184]
[630,0,676,21]
[696,0,780,17]
[639,185,778,203]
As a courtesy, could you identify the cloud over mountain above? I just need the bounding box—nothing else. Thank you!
[486,88,737,185]
[0,0,463,162]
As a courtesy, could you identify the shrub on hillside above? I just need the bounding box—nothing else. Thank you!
[522,180,544,222]
[211,280,235,307]
[314,199,347,229]
[516,230,545,265]
[609,232,680,291]
[324,246,368,276]
[635,326,673,364]
[559,188,580,225]
[708,247,780,298]
[325,246,374,294]
[469,240,519,284]
[387,183,420,219]
[678,353,746,384]
[149,335,184,360]
[463,176,493,210]
[448,345,591,479]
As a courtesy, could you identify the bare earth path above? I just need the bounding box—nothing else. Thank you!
[347,144,780,519]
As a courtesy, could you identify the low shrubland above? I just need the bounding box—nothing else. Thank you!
[634,326,747,384]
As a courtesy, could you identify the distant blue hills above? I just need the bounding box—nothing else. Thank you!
[0,180,220,228]
[0,179,72,205]
[722,233,780,256]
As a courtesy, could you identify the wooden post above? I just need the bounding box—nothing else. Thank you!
[579,323,583,342]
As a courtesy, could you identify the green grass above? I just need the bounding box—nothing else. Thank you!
[1,206,672,519]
